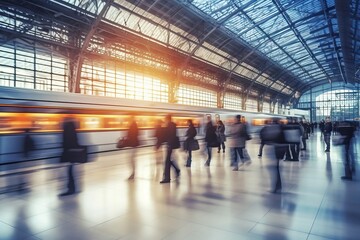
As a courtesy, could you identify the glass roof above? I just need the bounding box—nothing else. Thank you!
[190,0,350,87]
[4,0,354,99]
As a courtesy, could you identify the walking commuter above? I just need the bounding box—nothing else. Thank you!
[258,120,270,157]
[228,115,251,171]
[260,118,287,193]
[154,119,164,162]
[284,119,302,161]
[300,120,308,151]
[16,128,35,191]
[319,120,325,137]
[59,117,79,196]
[127,115,139,180]
[258,139,265,157]
[160,114,180,183]
[204,115,218,166]
[184,119,197,167]
[338,122,356,180]
[216,120,226,153]
[324,117,332,152]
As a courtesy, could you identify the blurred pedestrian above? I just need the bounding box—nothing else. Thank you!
[284,119,302,161]
[338,121,356,180]
[260,118,287,193]
[184,119,197,167]
[216,120,226,153]
[160,114,180,183]
[127,115,139,180]
[319,119,325,137]
[204,115,218,166]
[324,117,332,152]
[228,115,251,171]
[300,120,309,151]
[59,117,79,196]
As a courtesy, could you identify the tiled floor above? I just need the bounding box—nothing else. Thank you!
[0,131,359,240]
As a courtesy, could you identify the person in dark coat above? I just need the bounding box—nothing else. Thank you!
[59,117,79,196]
[284,119,303,161]
[216,120,226,153]
[323,117,332,152]
[228,115,251,170]
[319,120,325,136]
[260,118,287,193]
[185,119,197,167]
[127,115,139,180]
[204,115,217,166]
[338,121,356,180]
[154,119,164,151]
[160,114,180,183]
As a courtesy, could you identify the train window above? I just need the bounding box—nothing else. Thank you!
[252,119,267,126]
[30,113,62,131]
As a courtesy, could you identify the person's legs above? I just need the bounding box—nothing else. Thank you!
[161,147,172,183]
[239,147,245,163]
[342,142,352,180]
[290,144,298,161]
[221,142,225,153]
[205,146,212,166]
[59,164,76,196]
[67,164,75,193]
[275,158,282,191]
[232,147,239,170]
[171,161,180,177]
[324,134,330,151]
[186,150,192,167]
[128,147,136,179]
[285,144,292,160]
[258,143,264,156]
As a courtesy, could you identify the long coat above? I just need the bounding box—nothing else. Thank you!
[227,123,247,148]
[216,124,226,143]
[165,121,178,149]
[62,120,79,150]
[127,121,139,147]
[205,121,217,143]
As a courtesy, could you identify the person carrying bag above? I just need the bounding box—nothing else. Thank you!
[183,119,198,167]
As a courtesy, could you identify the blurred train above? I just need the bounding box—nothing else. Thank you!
[0,86,294,164]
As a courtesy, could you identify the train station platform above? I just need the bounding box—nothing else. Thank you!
[0,131,359,240]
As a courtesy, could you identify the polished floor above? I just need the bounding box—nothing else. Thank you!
[0,131,359,240]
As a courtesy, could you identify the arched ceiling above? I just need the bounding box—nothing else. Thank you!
[0,0,359,101]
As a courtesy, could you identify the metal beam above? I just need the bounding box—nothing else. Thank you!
[321,0,347,84]
[70,0,113,93]
[272,0,332,84]
[335,0,355,84]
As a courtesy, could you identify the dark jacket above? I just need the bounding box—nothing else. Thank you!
[260,123,286,144]
[166,121,178,149]
[324,122,333,134]
[62,120,79,150]
[127,121,139,147]
[186,125,197,140]
[216,124,226,142]
[205,121,217,143]
[338,125,355,145]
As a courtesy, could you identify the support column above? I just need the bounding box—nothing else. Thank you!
[241,93,246,111]
[217,91,225,108]
[168,70,179,104]
[258,95,264,113]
